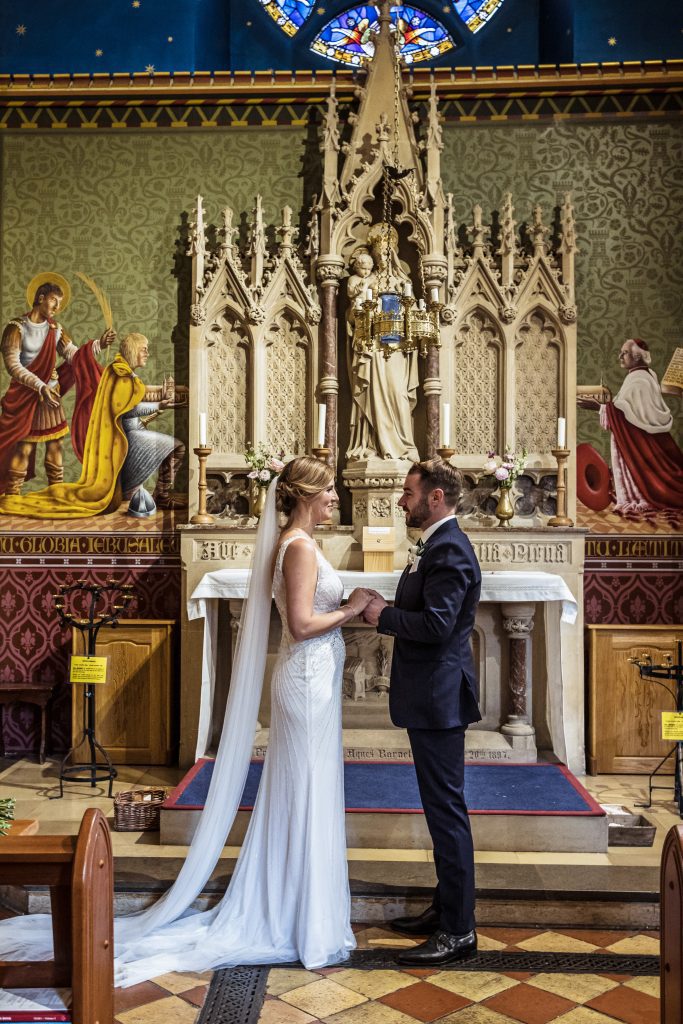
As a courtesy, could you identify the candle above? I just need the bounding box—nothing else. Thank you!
[199,412,207,447]
[404,281,413,298]
[430,286,439,304]
[417,298,425,311]
[442,403,451,448]
[317,403,326,447]
[365,287,373,302]
[557,416,566,448]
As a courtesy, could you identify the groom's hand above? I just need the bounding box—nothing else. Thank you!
[363,595,387,626]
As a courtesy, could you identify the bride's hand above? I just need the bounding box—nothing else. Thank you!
[346,587,373,615]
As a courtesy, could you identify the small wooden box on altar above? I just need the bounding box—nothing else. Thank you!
[362,526,396,573]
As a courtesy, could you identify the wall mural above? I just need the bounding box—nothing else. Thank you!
[439,118,683,534]
[0,128,307,529]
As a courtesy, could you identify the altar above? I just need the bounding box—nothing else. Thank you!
[176,17,588,780]
[179,524,586,775]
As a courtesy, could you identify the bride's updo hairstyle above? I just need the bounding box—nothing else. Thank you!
[276,456,334,518]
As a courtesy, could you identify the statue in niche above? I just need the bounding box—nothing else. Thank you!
[345,224,419,462]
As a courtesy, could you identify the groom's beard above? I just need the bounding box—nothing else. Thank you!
[403,495,431,528]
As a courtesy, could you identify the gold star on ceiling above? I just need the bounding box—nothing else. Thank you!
[16,24,26,36]
[95,49,103,57]
[132,1,141,7]
[608,36,617,46]
[145,64,155,73]
[167,36,173,42]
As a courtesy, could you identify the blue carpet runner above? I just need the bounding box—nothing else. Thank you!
[165,759,604,816]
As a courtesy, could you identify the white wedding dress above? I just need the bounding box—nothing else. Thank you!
[0,489,355,995]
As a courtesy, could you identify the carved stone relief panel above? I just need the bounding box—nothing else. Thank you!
[454,310,501,455]
[206,311,249,453]
[515,310,562,452]
[265,310,309,455]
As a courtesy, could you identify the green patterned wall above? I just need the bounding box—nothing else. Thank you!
[1,118,681,490]
[0,128,307,486]
[440,119,683,458]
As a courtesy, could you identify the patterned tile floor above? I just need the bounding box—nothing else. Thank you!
[113,926,661,1024]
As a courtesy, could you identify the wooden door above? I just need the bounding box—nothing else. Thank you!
[588,625,682,774]
[72,620,174,765]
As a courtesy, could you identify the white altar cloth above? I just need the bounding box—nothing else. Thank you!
[188,569,577,760]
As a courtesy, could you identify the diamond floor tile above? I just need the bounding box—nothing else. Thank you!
[526,973,618,1003]
[586,984,660,1024]
[280,978,368,1017]
[482,981,575,1024]
[426,971,518,1001]
[258,998,318,1024]
[333,968,420,999]
[379,979,472,1022]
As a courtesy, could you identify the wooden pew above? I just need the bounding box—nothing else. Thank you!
[660,823,683,1024]
[0,807,113,1024]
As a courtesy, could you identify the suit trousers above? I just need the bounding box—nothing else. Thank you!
[407,725,476,935]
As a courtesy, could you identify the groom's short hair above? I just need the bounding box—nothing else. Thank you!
[409,459,462,509]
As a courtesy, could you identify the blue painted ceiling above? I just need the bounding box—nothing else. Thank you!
[2,0,682,74]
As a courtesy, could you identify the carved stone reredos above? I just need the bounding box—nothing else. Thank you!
[320,4,444,264]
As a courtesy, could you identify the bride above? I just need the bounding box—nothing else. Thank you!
[0,456,373,989]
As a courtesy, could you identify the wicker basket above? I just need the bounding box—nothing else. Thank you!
[113,788,166,832]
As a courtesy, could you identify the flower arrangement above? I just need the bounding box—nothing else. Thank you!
[0,796,15,836]
[244,444,285,487]
[483,448,528,488]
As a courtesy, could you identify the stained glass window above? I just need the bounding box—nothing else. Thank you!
[453,0,504,34]
[259,0,314,36]
[311,5,454,65]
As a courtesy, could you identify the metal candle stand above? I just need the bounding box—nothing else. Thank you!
[54,578,135,798]
[630,641,683,818]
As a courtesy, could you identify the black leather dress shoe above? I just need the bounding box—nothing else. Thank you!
[395,929,477,966]
[390,906,441,935]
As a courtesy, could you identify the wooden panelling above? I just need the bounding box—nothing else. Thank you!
[72,620,174,765]
[588,625,683,774]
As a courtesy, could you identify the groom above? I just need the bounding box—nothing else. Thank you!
[363,458,481,965]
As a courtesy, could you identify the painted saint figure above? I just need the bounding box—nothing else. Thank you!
[346,225,419,462]
[578,337,683,520]
[0,278,114,496]
[0,332,185,518]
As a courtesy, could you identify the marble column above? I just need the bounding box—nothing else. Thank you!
[421,255,448,460]
[316,256,345,468]
[423,344,440,459]
[500,602,537,760]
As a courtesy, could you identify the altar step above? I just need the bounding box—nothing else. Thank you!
[6,853,659,931]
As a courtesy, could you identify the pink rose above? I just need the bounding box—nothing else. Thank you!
[268,457,285,472]
[494,467,510,482]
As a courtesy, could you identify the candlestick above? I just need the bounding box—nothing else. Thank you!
[190,446,215,525]
[311,446,331,463]
[548,447,574,527]
[557,416,566,449]
[198,412,207,447]
[437,447,455,461]
[442,403,451,448]
[316,402,327,447]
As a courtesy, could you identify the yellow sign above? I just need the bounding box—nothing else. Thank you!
[70,656,108,685]
[662,712,683,741]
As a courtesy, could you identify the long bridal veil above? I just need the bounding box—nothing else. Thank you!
[0,477,281,989]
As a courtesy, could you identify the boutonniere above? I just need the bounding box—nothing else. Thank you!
[407,538,425,565]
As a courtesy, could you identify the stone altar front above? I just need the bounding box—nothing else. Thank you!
[179,524,586,774]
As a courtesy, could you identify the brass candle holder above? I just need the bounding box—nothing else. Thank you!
[437,447,455,461]
[190,446,215,525]
[548,447,574,527]
[312,446,331,463]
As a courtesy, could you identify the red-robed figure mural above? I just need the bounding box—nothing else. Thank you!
[578,338,683,523]
[0,275,114,496]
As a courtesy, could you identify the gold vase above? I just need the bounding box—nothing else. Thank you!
[495,485,514,528]
[250,482,267,519]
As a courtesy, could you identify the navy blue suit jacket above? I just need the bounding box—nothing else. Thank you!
[378,518,482,730]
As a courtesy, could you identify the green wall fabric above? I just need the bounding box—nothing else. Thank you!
[0,128,306,487]
[1,117,680,491]
[440,118,683,458]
